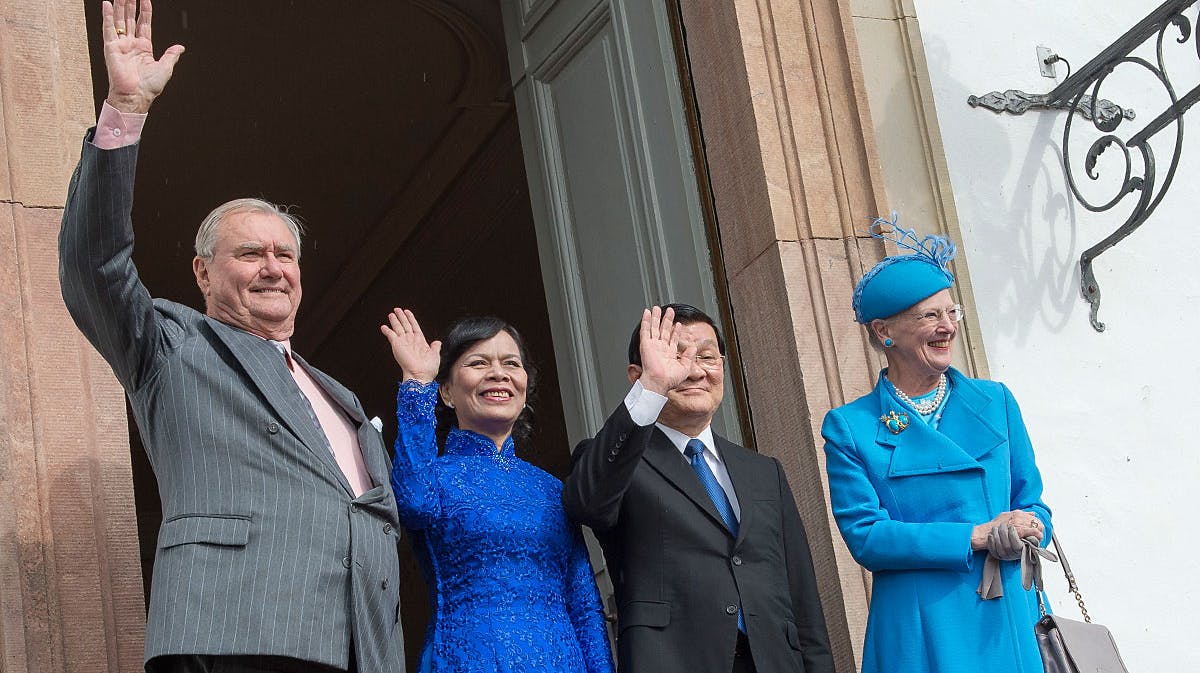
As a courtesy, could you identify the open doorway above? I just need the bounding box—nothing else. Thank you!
[83,2,570,667]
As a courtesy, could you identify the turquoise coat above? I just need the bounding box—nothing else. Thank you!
[822,368,1051,673]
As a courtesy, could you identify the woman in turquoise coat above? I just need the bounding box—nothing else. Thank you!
[822,219,1052,673]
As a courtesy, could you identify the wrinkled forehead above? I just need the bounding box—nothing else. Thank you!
[675,322,719,349]
[217,210,299,250]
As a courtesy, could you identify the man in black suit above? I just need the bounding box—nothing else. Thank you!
[563,304,834,673]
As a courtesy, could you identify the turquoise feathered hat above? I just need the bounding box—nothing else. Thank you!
[853,213,957,324]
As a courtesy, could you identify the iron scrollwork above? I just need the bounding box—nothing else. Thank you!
[969,0,1200,331]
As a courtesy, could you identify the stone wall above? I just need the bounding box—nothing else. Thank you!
[0,2,146,671]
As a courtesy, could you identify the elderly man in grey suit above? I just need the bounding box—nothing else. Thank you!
[58,2,404,671]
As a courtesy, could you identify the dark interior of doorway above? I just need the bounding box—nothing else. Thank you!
[84,3,571,669]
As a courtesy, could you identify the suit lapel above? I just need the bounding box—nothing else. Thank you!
[642,430,734,537]
[295,354,364,422]
[293,353,390,491]
[355,422,390,492]
[292,352,393,492]
[717,436,754,547]
[938,370,1005,461]
[204,318,351,492]
[877,368,1004,477]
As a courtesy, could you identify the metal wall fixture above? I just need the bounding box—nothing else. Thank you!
[968,0,1199,332]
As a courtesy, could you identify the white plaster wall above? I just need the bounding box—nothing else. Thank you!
[912,1,1200,670]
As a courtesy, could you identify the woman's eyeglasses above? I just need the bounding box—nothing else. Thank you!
[911,304,965,324]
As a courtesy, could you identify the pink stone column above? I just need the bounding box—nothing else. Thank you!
[677,1,895,670]
[0,2,147,671]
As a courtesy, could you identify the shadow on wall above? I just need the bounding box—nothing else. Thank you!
[918,33,1082,346]
[921,25,1194,342]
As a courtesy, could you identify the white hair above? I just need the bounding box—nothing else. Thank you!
[194,198,304,260]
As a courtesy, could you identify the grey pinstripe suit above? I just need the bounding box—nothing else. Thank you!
[59,133,405,671]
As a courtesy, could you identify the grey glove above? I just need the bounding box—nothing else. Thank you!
[1020,535,1058,591]
[978,523,1059,600]
[987,524,1024,561]
[977,524,1014,600]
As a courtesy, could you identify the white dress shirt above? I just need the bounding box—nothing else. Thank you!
[623,380,741,519]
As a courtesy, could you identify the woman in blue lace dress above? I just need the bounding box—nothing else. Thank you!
[381,308,614,673]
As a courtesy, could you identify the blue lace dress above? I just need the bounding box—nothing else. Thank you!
[391,381,615,673]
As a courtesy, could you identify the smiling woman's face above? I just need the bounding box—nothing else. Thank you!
[439,331,529,440]
[874,288,958,382]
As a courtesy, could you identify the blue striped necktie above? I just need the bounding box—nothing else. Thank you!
[685,438,745,632]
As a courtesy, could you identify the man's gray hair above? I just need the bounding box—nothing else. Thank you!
[194,198,305,260]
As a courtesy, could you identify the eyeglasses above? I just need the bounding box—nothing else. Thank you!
[676,353,725,371]
[911,304,965,324]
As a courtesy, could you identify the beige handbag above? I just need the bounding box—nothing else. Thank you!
[1035,533,1131,673]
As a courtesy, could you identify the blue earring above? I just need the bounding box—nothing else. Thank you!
[883,338,894,348]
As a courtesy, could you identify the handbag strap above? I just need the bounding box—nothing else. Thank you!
[1047,531,1094,624]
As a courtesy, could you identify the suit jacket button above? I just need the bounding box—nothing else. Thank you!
[267,422,280,434]
[732,555,743,566]
[342,556,352,569]
[381,579,389,591]
[609,449,619,456]
[383,523,394,534]
[606,456,616,463]
[725,604,738,615]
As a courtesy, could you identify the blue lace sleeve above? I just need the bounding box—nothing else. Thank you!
[563,527,616,673]
[390,379,441,530]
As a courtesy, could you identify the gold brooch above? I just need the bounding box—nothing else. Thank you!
[880,410,909,434]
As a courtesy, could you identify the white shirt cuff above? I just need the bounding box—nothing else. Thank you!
[624,379,668,426]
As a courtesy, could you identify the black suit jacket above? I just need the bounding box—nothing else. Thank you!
[563,403,834,673]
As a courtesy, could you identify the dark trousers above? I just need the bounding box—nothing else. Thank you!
[147,654,353,673]
[732,632,757,673]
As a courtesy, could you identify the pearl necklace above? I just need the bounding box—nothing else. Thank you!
[891,374,947,415]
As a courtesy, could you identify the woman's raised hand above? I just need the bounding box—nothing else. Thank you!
[636,306,697,396]
[381,308,442,384]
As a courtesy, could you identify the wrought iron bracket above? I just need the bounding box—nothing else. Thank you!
[967,90,1135,129]
[966,0,1200,331]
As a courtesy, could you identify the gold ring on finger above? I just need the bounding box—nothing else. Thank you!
[115,27,126,35]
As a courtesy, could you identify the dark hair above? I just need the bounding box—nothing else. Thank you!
[627,303,725,367]
[434,316,537,448]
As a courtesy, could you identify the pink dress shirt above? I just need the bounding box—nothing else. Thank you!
[92,101,146,149]
[275,340,373,497]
